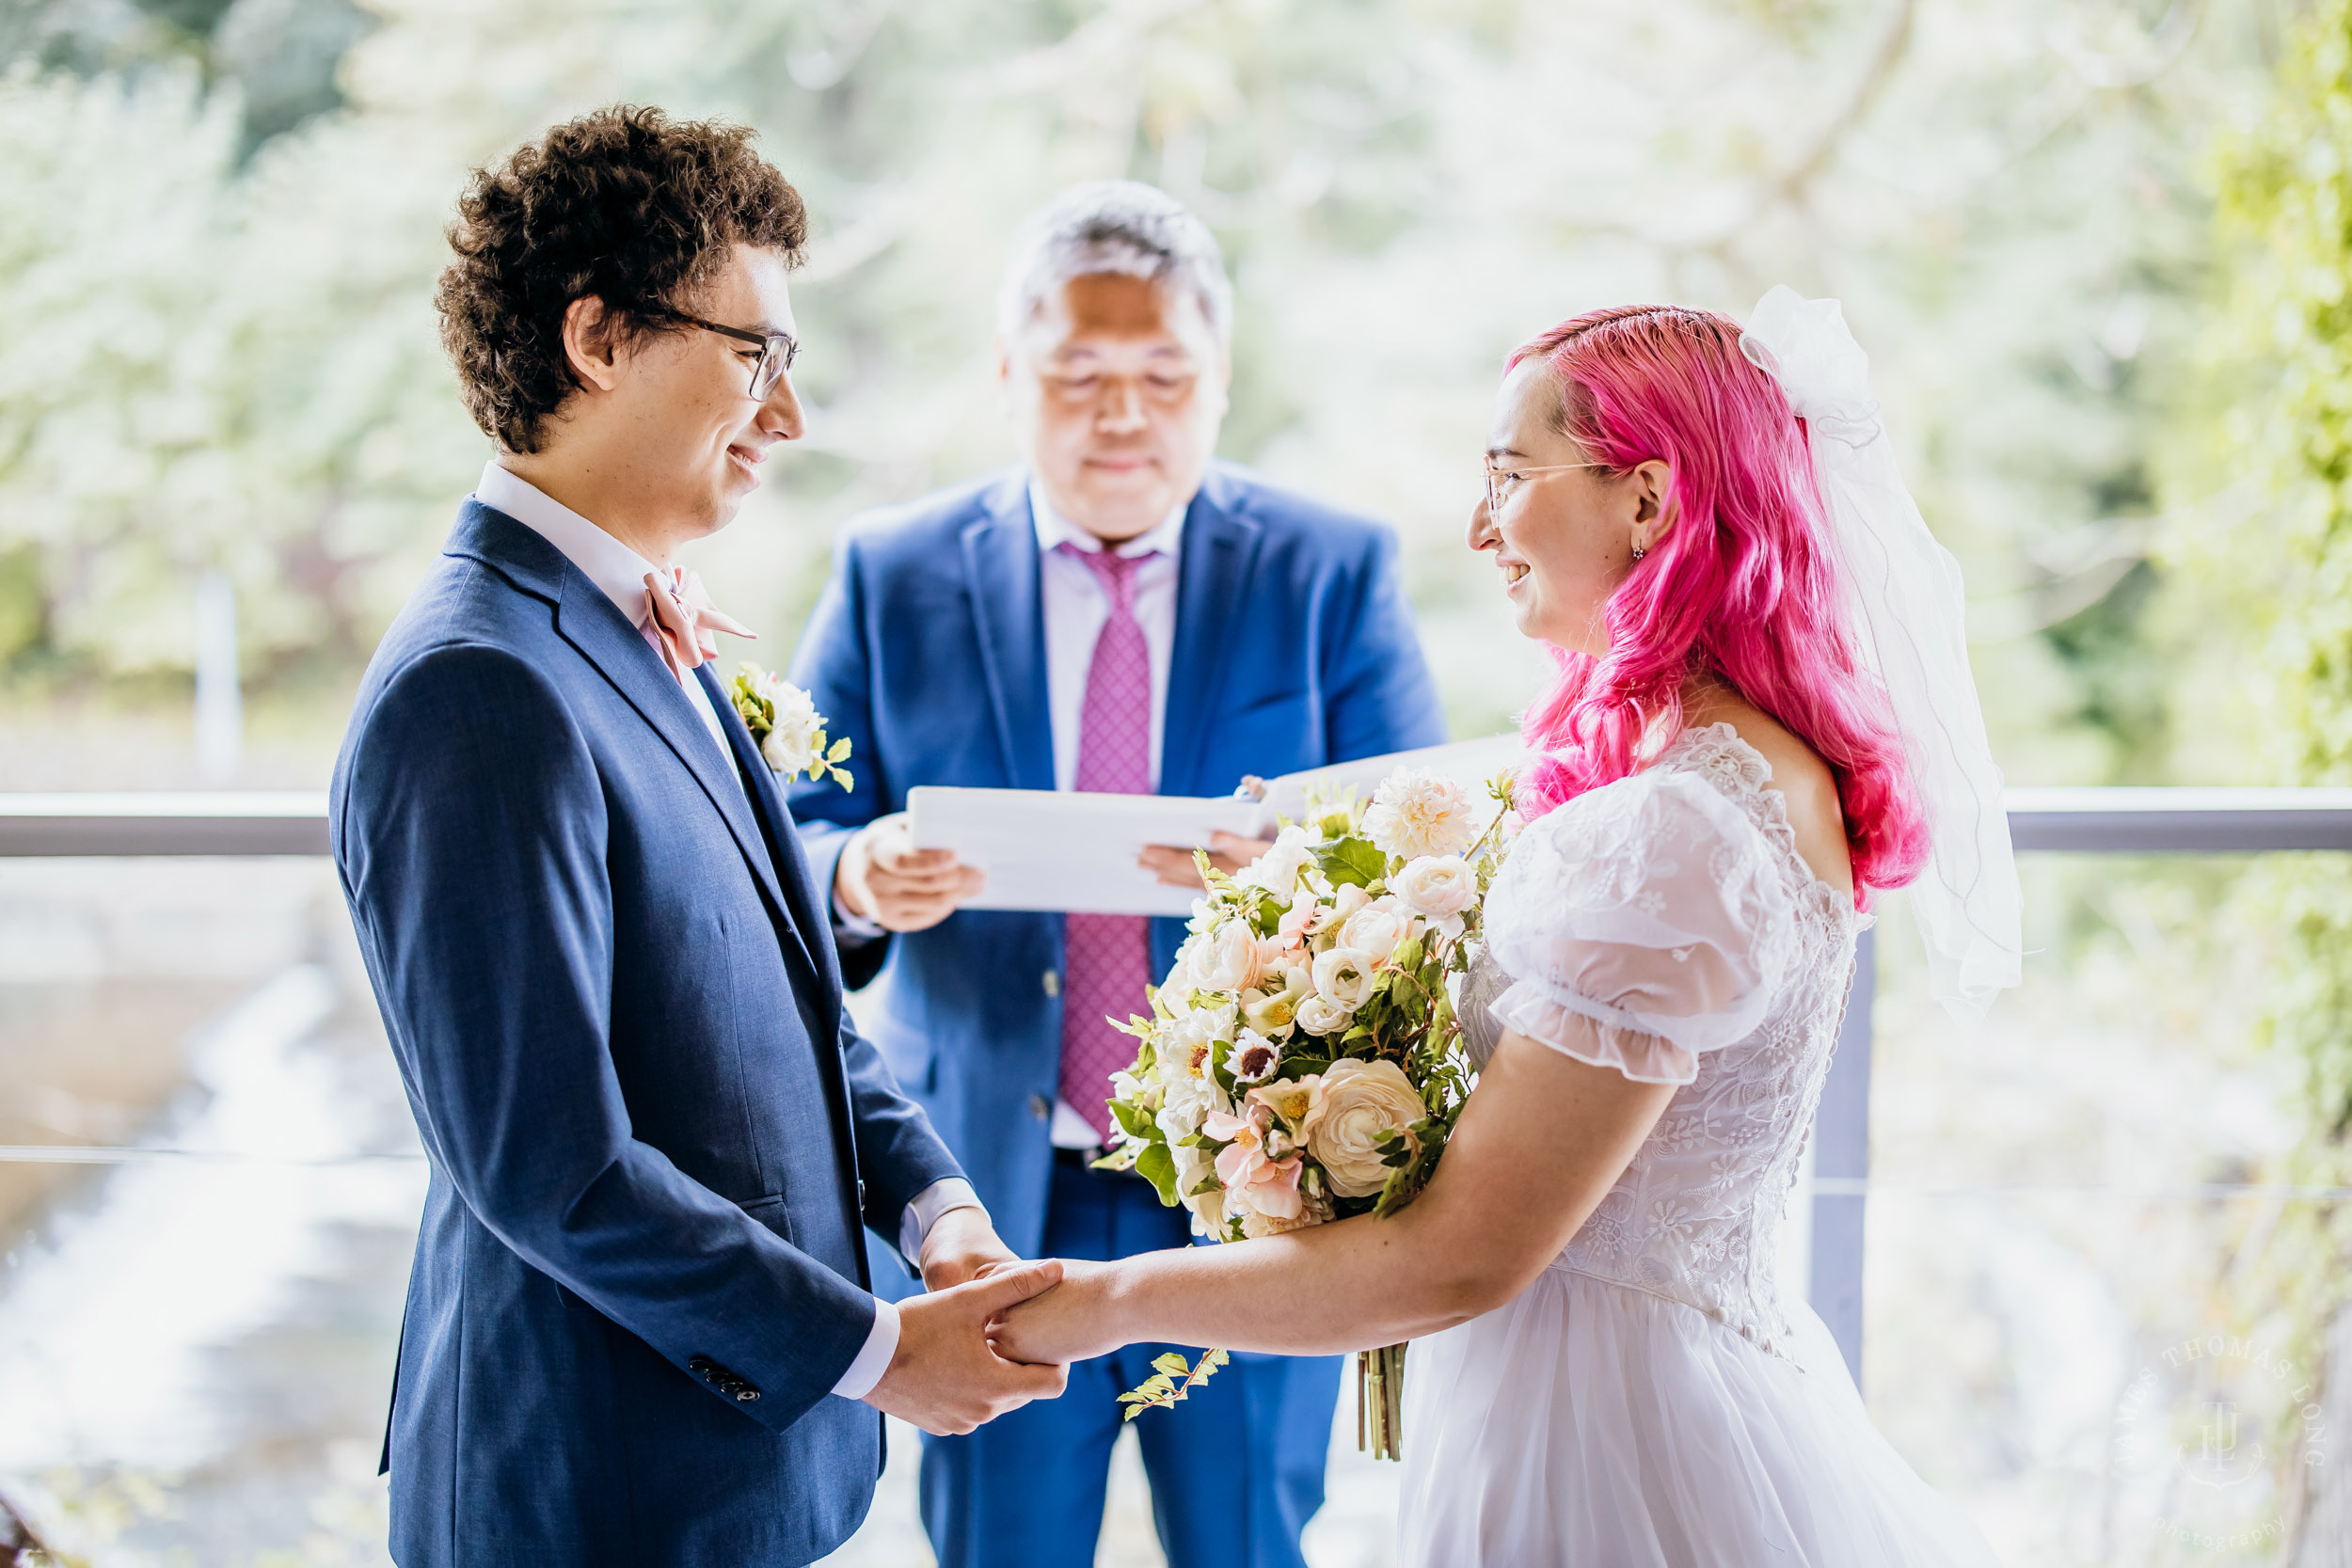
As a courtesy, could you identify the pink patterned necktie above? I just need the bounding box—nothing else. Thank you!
[1058,543,1156,1147]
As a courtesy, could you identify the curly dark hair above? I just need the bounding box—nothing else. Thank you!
[435,104,808,453]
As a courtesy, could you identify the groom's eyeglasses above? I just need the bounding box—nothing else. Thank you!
[645,309,800,400]
[1484,461,1610,513]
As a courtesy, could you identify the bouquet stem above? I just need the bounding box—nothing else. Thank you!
[1356,1342,1407,1462]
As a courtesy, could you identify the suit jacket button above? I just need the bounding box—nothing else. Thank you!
[736,1386,761,1402]
[689,1355,713,1373]
[1041,969,1061,998]
[1028,1094,1050,1120]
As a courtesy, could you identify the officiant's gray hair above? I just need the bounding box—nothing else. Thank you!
[998,181,1232,345]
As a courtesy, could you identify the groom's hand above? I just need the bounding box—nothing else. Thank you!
[862,1260,1069,1435]
[837,812,987,932]
[918,1207,1020,1292]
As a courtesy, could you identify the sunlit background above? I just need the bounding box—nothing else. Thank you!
[7,0,2352,1563]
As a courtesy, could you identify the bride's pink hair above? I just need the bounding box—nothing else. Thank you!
[1508,303,1928,897]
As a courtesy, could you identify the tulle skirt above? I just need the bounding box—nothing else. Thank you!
[1396,1264,2000,1566]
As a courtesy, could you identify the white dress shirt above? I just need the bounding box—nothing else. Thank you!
[1032,483,1187,1149]
[473,460,984,1401]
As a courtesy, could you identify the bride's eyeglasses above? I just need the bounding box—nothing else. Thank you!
[1485,460,1609,513]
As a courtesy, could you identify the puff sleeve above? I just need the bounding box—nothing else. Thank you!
[1481,769,1797,1085]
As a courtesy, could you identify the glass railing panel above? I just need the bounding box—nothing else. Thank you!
[0,858,420,1565]
[1862,856,2319,1567]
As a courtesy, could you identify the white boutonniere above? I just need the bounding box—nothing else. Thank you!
[728,664,852,791]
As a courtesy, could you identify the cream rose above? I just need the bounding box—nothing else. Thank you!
[1392,854,1477,920]
[1188,919,1264,995]
[1340,895,1412,966]
[1297,1057,1427,1197]
[1311,947,1378,1011]
[1294,995,1348,1036]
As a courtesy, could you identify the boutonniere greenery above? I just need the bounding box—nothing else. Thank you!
[729,664,852,791]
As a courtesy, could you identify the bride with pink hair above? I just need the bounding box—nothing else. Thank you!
[996,293,2019,1564]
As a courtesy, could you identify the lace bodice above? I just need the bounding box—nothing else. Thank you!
[1464,723,1866,1357]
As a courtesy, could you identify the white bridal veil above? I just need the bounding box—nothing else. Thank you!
[1740,286,2023,1019]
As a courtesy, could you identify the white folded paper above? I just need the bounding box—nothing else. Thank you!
[905,734,1524,916]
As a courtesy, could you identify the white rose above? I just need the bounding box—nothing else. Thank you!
[1297,1057,1427,1198]
[1311,947,1377,1012]
[758,682,825,774]
[1295,995,1349,1036]
[1188,920,1264,995]
[1392,855,1477,920]
[1340,895,1411,966]
[1361,768,1480,861]
[1240,825,1316,900]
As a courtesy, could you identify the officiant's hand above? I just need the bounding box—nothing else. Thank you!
[919,1206,1021,1292]
[863,1260,1070,1435]
[837,812,987,932]
[1139,831,1279,890]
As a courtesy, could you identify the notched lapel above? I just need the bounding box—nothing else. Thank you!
[961,479,1056,793]
[694,664,836,1023]
[1163,482,1263,797]
[548,573,798,933]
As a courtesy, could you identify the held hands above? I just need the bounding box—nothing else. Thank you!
[862,1259,1070,1435]
[837,813,987,933]
[987,1258,1123,1368]
[1138,832,1278,891]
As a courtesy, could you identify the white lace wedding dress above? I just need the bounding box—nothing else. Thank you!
[1400,724,1998,1565]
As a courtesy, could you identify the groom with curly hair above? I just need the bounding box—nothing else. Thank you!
[331,106,1067,1568]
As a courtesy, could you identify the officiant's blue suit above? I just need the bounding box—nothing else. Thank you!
[332,502,964,1568]
[787,462,1447,1568]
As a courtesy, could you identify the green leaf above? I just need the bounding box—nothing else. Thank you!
[1110,1098,1156,1141]
[1134,1141,1181,1207]
[1311,835,1389,889]
[827,736,852,763]
[1152,1351,1192,1376]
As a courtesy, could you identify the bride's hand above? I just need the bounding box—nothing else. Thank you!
[987,1258,1125,1366]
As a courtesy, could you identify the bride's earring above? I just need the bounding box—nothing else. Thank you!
[1631,541,1647,562]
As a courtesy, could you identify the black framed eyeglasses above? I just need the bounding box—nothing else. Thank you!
[650,309,799,400]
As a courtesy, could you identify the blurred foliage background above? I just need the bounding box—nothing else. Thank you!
[13,0,2352,1562]
[0,0,2292,784]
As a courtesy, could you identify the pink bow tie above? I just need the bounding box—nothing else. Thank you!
[642,565,755,679]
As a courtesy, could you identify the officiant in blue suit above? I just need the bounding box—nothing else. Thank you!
[787,182,1447,1568]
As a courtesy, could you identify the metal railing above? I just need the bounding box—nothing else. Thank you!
[8,785,2352,1385]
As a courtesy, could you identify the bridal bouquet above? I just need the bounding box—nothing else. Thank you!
[1096,765,1516,1459]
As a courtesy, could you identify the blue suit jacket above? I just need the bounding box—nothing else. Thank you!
[331,502,962,1567]
[787,463,1446,1267]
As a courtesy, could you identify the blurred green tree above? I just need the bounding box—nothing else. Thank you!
[2171,0,2352,1544]
[0,0,2271,769]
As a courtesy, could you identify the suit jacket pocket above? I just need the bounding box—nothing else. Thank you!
[739,1193,797,1248]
